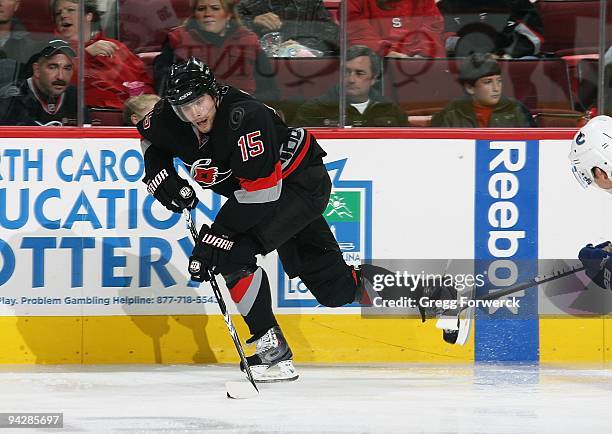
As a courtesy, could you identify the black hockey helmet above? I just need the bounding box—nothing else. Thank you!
[165,57,219,106]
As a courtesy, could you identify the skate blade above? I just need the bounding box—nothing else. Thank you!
[438,311,473,345]
[225,381,259,399]
[252,360,299,383]
[455,307,473,346]
[436,316,459,331]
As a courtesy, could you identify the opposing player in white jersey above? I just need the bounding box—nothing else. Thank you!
[569,115,612,289]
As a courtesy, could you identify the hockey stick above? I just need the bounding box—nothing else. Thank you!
[474,241,612,303]
[183,210,259,399]
[439,263,585,345]
[475,264,584,303]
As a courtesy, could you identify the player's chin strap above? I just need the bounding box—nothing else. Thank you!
[183,209,259,395]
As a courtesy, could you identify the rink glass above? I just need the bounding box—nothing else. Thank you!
[2,1,611,127]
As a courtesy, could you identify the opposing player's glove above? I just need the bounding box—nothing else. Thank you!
[144,168,198,213]
[188,225,235,282]
[578,241,612,290]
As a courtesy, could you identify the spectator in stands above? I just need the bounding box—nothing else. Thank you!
[52,0,154,109]
[0,50,22,121]
[154,0,279,101]
[117,0,183,54]
[431,53,534,128]
[0,39,90,125]
[236,0,338,56]
[437,0,544,58]
[0,0,38,70]
[122,93,160,126]
[348,0,445,58]
[293,45,407,127]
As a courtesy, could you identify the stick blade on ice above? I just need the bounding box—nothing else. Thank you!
[225,381,259,399]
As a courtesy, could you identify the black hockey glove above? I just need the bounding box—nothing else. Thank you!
[578,241,612,290]
[188,225,235,282]
[144,168,198,213]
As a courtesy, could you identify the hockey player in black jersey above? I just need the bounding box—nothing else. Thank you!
[138,57,457,381]
[569,115,612,291]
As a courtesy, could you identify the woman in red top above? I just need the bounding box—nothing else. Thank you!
[52,0,154,109]
[348,0,445,58]
[154,0,279,101]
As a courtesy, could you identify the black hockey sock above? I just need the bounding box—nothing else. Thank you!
[224,266,278,340]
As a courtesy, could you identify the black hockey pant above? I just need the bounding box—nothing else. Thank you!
[216,161,358,340]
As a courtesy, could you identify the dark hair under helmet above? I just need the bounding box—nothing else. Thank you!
[165,57,219,106]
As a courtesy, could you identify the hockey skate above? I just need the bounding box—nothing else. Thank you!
[353,263,392,305]
[241,326,299,383]
[422,283,474,346]
[354,263,473,344]
[435,304,474,345]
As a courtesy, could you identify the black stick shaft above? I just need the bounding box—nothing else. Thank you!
[478,266,585,301]
[451,265,585,318]
[184,210,259,392]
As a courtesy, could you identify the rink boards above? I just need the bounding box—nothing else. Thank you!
[0,127,610,364]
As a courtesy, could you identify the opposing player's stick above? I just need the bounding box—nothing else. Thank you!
[440,263,585,345]
[183,210,259,399]
[475,264,585,303]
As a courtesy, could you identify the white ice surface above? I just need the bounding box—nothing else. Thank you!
[0,364,610,433]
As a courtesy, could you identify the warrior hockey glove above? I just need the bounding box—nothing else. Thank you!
[578,241,612,290]
[188,225,234,282]
[144,168,198,213]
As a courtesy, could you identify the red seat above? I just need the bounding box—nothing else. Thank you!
[91,108,124,126]
[15,0,56,39]
[499,59,574,111]
[383,58,463,114]
[137,51,160,78]
[384,58,583,126]
[537,0,612,55]
[271,57,340,100]
[267,57,339,123]
[118,0,191,53]
[324,0,341,24]
[533,112,588,127]
[575,58,600,110]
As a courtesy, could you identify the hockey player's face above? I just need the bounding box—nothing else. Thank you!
[0,0,20,24]
[194,0,231,35]
[178,94,217,133]
[33,54,74,98]
[467,75,503,107]
[345,56,376,103]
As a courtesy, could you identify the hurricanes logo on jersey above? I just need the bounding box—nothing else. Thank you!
[189,158,232,187]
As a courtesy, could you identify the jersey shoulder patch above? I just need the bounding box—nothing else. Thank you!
[226,99,265,131]
[229,106,246,131]
[137,100,173,141]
